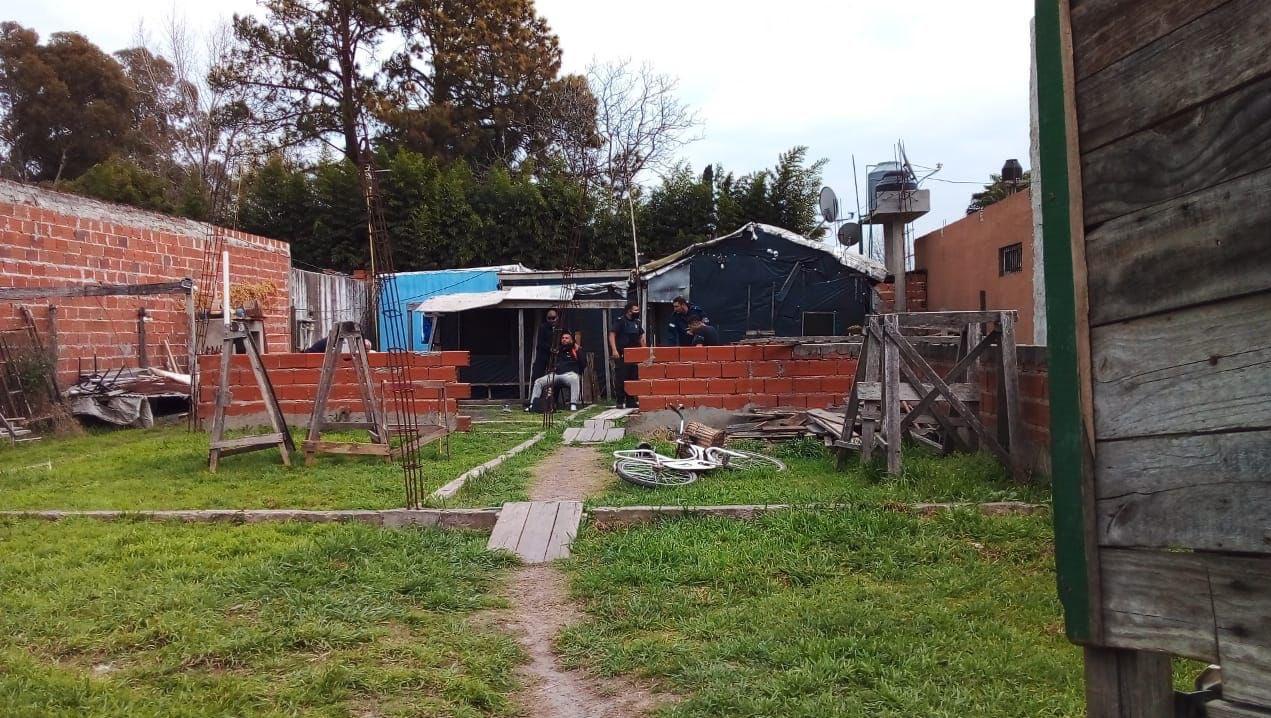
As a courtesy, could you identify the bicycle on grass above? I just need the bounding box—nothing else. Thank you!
[611,405,786,487]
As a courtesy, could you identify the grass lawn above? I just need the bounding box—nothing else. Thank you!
[0,518,519,717]
[0,419,550,511]
[587,437,1052,508]
[562,508,1076,717]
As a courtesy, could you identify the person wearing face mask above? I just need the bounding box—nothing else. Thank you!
[608,300,646,409]
[531,308,565,382]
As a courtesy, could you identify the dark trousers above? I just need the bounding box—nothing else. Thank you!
[614,360,638,407]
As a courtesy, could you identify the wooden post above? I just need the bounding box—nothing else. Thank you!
[1083,647,1173,718]
[882,314,902,474]
[998,311,1025,480]
[885,220,907,312]
[46,304,58,381]
[136,307,149,369]
[517,309,526,401]
[601,307,613,402]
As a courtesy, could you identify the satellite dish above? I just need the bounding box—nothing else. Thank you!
[818,186,839,223]
[837,222,862,247]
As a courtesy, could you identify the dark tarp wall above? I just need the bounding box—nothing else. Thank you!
[683,229,873,343]
[434,307,612,399]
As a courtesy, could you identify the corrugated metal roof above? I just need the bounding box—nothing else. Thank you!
[411,282,624,313]
[639,222,887,282]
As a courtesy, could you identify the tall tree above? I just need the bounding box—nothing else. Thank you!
[123,16,253,212]
[214,0,394,165]
[716,146,827,237]
[588,58,699,196]
[0,23,138,182]
[383,0,565,166]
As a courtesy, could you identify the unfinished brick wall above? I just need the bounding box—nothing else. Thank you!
[625,340,1051,472]
[195,351,472,431]
[0,180,290,386]
[875,270,928,313]
[622,344,859,411]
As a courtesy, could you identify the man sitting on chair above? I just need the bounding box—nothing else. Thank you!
[527,332,587,412]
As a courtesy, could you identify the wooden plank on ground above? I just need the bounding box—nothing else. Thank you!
[1101,547,1271,705]
[302,441,392,456]
[1085,163,1271,325]
[542,500,583,562]
[1075,0,1271,151]
[602,428,625,442]
[487,502,533,554]
[515,501,561,564]
[1096,429,1271,554]
[561,427,582,444]
[211,433,286,451]
[1091,292,1271,440]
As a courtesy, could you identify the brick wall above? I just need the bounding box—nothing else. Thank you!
[195,351,472,431]
[875,270,928,313]
[625,340,1051,473]
[931,343,1051,474]
[0,180,290,386]
[622,344,859,411]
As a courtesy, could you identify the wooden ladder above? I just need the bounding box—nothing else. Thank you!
[207,321,295,472]
[303,321,392,465]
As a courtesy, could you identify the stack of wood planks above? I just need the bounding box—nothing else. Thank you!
[725,408,846,443]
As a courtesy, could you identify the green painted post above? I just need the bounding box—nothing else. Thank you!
[1034,0,1093,644]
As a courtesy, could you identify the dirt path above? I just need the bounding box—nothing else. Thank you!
[494,442,674,718]
[528,444,614,501]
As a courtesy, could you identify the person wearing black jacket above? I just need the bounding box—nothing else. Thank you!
[608,300,645,409]
[527,332,586,411]
[531,308,565,380]
[666,295,708,346]
[687,313,720,346]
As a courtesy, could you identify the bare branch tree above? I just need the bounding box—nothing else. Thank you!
[588,58,700,196]
[127,14,253,209]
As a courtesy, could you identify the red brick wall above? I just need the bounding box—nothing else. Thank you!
[625,341,1051,472]
[622,344,859,411]
[195,351,472,430]
[875,270,928,313]
[0,180,290,386]
[933,344,1051,474]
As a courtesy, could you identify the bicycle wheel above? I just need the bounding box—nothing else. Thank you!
[613,458,699,488]
[714,448,786,473]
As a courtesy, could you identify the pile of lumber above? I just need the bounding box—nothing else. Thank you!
[726,408,846,444]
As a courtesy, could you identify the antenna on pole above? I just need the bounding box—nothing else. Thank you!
[851,154,864,256]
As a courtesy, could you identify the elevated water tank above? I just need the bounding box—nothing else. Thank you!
[866,161,917,213]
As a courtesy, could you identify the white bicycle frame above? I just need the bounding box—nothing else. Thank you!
[611,405,750,473]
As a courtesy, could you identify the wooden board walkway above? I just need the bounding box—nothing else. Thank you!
[487,500,584,564]
[562,407,635,444]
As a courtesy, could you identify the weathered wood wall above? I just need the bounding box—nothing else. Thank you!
[1059,0,1271,713]
[289,268,368,351]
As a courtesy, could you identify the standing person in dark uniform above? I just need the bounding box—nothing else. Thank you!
[666,295,708,346]
[608,300,646,409]
[531,308,564,381]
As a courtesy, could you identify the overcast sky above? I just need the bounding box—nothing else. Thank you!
[11,0,1034,244]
